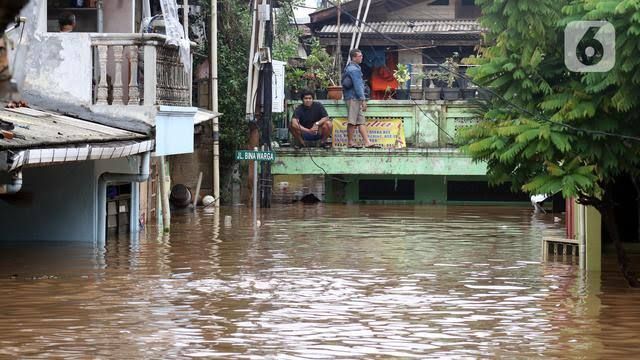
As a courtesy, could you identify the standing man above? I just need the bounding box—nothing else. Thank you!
[343,49,379,148]
[289,90,333,149]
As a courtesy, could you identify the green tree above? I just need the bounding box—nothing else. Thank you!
[193,0,251,184]
[193,0,300,200]
[461,0,640,286]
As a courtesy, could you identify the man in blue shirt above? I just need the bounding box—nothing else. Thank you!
[343,49,379,148]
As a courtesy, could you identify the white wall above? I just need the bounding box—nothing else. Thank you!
[104,0,136,33]
[21,33,93,106]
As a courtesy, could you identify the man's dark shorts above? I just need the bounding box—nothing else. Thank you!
[302,132,322,141]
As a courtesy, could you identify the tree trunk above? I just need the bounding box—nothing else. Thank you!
[598,203,640,287]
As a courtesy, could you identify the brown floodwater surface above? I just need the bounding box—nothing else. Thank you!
[1,205,640,359]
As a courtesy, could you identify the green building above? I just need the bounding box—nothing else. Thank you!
[273,100,531,204]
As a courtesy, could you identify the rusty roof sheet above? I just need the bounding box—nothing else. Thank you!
[317,20,483,35]
[0,107,147,151]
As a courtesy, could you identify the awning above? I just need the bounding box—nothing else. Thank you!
[9,140,155,171]
[0,106,154,171]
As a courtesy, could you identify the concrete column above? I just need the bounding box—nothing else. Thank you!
[577,202,602,272]
[584,205,602,272]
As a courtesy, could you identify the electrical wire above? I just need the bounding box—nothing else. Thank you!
[302,143,351,183]
[323,0,640,142]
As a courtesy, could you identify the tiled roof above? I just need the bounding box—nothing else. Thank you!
[317,20,482,35]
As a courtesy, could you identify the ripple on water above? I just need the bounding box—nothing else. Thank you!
[1,205,640,358]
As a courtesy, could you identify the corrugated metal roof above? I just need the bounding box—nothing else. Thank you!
[318,20,482,35]
[0,107,146,150]
[9,139,154,171]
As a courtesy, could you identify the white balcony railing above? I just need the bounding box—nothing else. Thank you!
[90,33,191,107]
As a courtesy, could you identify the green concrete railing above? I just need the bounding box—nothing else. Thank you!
[279,99,480,148]
[273,99,484,176]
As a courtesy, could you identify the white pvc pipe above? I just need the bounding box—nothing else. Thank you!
[253,147,258,228]
[193,171,202,209]
[579,203,586,270]
[97,152,150,246]
[142,0,151,19]
[355,0,372,49]
[212,0,220,207]
[159,155,171,232]
[350,0,364,51]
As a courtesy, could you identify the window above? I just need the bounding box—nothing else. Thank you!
[430,0,450,5]
[447,181,530,202]
[359,180,415,201]
[47,2,99,32]
[462,0,476,6]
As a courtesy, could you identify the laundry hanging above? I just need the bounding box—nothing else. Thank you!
[159,0,191,74]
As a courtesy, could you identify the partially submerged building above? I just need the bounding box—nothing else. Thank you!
[0,0,217,243]
[272,0,529,204]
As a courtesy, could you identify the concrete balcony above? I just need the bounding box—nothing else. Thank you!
[273,99,484,176]
[21,32,197,136]
[90,33,191,107]
[272,100,499,204]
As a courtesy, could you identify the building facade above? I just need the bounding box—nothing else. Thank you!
[0,0,215,243]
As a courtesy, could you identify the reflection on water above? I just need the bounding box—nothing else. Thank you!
[1,205,640,358]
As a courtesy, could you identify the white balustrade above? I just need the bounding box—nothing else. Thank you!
[91,34,191,107]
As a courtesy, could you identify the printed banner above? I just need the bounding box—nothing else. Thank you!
[331,118,406,148]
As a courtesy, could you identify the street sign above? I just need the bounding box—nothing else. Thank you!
[235,150,276,162]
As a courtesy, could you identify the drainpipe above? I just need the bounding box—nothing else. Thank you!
[0,171,22,194]
[97,152,150,245]
[97,0,104,33]
[211,0,220,207]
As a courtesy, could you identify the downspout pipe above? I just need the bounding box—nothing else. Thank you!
[0,171,22,194]
[97,152,150,245]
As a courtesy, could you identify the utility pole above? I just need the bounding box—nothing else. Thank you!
[246,0,262,209]
[259,0,273,209]
[211,0,220,208]
[245,0,273,209]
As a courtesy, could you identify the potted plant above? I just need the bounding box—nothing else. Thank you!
[424,70,442,100]
[393,64,411,100]
[441,57,460,101]
[285,67,307,100]
[410,69,426,100]
[461,78,477,99]
[305,41,340,100]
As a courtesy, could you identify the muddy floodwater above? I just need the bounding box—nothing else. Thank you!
[2,205,640,358]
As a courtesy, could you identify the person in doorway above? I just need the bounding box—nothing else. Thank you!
[289,90,333,149]
[343,48,380,148]
[58,12,76,32]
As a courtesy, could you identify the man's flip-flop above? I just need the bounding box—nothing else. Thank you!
[348,145,362,149]
[365,144,382,148]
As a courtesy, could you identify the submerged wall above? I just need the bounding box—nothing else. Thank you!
[0,157,141,242]
[0,162,95,241]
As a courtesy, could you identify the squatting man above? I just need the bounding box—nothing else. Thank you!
[288,90,333,149]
